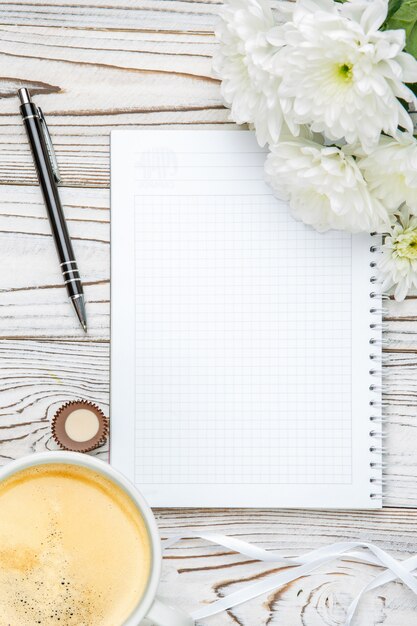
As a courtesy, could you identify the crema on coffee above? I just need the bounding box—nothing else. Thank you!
[0,463,151,625]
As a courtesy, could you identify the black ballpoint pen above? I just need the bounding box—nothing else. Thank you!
[18,88,87,332]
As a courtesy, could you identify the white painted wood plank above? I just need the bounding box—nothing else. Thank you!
[0,1,221,31]
[0,185,109,338]
[155,508,417,626]
[0,20,227,187]
[3,0,285,34]
[0,339,108,462]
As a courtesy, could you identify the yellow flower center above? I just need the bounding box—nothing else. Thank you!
[336,62,353,82]
[394,229,417,260]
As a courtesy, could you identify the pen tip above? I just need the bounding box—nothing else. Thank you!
[71,295,88,334]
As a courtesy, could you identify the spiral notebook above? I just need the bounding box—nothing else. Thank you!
[110,130,382,508]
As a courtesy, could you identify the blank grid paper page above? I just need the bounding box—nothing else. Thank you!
[111,130,381,508]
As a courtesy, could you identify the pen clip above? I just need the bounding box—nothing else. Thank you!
[37,107,62,184]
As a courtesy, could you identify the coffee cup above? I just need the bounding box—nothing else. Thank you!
[0,451,193,626]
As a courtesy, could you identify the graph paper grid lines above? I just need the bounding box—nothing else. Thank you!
[133,193,352,486]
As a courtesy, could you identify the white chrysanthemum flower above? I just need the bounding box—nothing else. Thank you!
[378,207,417,301]
[213,0,286,145]
[265,137,389,233]
[356,132,417,214]
[267,0,417,152]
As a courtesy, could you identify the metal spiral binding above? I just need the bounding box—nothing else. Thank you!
[368,234,387,503]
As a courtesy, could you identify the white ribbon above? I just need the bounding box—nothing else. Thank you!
[162,532,417,625]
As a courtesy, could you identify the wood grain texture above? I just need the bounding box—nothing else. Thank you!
[0,19,226,188]
[0,339,109,462]
[156,508,417,625]
[157,509,417,626]
[0,2,417,625]
[0,185,109,338]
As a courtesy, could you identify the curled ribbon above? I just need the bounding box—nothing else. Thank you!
[162,532,417,625]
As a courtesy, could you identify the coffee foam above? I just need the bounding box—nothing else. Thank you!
[0,464,151,625]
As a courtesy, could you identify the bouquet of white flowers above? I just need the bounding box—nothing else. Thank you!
[214,0,417,299]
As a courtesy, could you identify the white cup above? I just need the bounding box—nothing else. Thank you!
[0,451,193,626]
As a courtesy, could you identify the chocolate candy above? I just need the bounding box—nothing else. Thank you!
[52,401,109,453]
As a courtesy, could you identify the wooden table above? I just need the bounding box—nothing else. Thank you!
[1,2,417,624]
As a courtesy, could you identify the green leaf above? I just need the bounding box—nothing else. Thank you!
[408,21,417,56]
[407,81,417,96]
[383,0,417,57]
[386,0,404,21]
